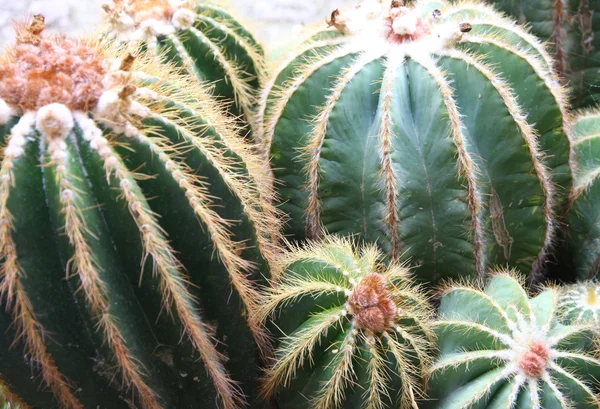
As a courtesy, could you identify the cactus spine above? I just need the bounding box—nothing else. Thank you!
[257,235,434,409]
[486,0,600,108]
[558,282,600,331]
[0,17,279,409]
[102,0,264,141]
[259,0,571,284]
[429,273,600,408]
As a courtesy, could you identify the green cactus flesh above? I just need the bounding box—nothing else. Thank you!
[103,0,264,140]
[258,236,434,409]
[558,282,600,331]
[486,0,600,108]
[560,110,600,280]
[0,19,279,409]
[259,0,571,285]
[429,274,600,409]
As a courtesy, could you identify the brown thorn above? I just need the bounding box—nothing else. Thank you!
[119,85,137,100]
[120,54,136,71]
[326,9,341,28]
[391,0,403,7]
[459,23,472,33]
[17,14,45,45]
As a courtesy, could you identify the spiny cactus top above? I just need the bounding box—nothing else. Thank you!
[558,282,600,332]
[559,109,600,280]
[102,0,264,140]
[429,274,600,409]
[259,0,571,284]
[257,236,434,409]
[487,0,600,108]
[0,17,279,409]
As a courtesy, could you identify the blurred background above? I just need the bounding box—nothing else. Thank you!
[0,0,357,47]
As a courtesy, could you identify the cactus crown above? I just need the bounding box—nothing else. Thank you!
[258,236,434,409]
[430,274,600,408]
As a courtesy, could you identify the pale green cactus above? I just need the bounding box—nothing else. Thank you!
[558,282,600,332]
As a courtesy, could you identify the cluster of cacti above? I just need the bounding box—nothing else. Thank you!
[429,274,600,408]
[2,0,600,408]
[0,14,279,409]
[259,0,571,285]
[102,0,264,141]
[486,0,600,108]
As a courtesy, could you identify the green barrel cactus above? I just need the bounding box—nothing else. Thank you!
[558,109,600,280]
[102,0,264,141]
[256,235,434,409]
[486,0,600,108]
[0,17,280,409]
[558,281,600,331]
[429,273,600,408]
[258,0,571,284]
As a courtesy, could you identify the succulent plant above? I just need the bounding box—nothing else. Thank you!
[428,273,600,409]
[257,235,434,409]
[486,0,600,108]
[102,0,264,141]
[0,16,279,409]
[258,0,571,285]
[556,109,600,281]
[558,281,600,331]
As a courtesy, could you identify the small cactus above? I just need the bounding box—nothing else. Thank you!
[486,0,600,108]
[102,0,264,141]
[257,235,434,409]
[558,282,600,331]
[429,273,600,408]
[259,0,571,285]
[0,17,279,409]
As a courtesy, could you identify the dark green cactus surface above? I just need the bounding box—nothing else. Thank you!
[429,274,600,408]
[257,236,434,409]
[487,0,600,108]
[103,0,264,141]
[259,0,571,285]
[0,19,279,409]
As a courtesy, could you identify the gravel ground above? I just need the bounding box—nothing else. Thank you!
[0,0,357,48]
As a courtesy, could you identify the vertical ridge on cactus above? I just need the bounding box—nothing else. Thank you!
[559,109,600,280]
[486,0,600,108]
[258,0,571,285]
[102,0,264,142]
[257,235,434,409]
[0,16,280,409]
[429,273,600,409]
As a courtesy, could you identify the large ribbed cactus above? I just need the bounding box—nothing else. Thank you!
[558,109,600,280]
[257,235,434,409]
[259,0,571,284]
[0,17,279,409]
[428,273,600,408]
[487,0,600,108]
[102,0,264,141]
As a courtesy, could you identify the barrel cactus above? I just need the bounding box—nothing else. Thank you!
[558,281,600,331]
[557,109,600,281]
[259,0,571,284]
[0,16,279,409]
[486,0,600,108]
[429,273,600,408]
[102,0,264,141]
[256,235,434,409]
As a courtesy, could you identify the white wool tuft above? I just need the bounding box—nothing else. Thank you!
[5,112,37,158]
[172,8,196,30]
[0,99,16,126]
[36,103,74,140]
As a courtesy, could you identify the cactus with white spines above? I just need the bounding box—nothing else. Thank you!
[102,0,264,141]
[257,235,434,409]
[258,0,571,285]
[429,273,600,409]
[558,282,600,332]
[0,16,280,409]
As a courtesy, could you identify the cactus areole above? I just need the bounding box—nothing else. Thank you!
[102,0,264,141]
[0,17,279,409]
[429,274,600,408]
[259,0,571,285]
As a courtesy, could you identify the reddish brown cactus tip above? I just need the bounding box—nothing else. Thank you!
[518,342,550,377]
[348,273,398,332]
[0,17,108,111]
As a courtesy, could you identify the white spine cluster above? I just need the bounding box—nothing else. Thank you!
[4,112,36,159]
[0,99,17,126]
[36,103,74,141]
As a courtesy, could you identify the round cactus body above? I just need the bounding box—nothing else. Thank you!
[429,274,600,409]
[102,0,264,141]
[486,0,600,108]
[258,236,434,409]
[0,17,279,409]
[259,0,571,285]
[558,110,600,281]
[558,282,600,331]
